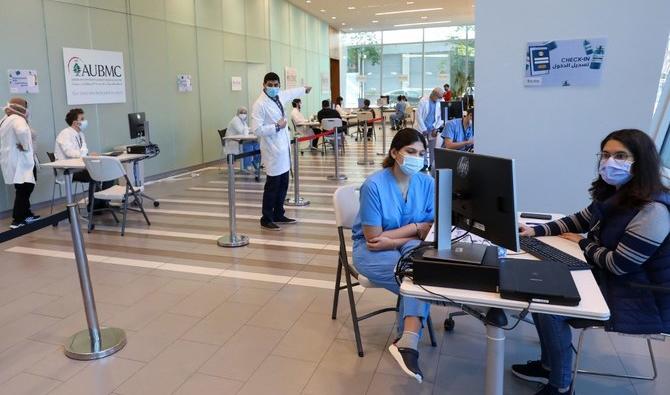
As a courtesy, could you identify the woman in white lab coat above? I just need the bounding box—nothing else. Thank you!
[0,98,39,228]
[226,107,260,176]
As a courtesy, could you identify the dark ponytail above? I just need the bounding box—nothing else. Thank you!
[382,128,427,168]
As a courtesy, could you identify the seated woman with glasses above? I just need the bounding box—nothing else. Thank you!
[351,128,434,383]
[511,129,670,395]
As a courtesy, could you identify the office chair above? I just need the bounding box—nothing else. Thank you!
[332,184,437,357]
[567,281,669,395]
[83,156,150,235]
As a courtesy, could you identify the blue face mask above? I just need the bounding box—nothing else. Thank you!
[398,153,424,176]
[599,157,633,187]
[266,87,280,98]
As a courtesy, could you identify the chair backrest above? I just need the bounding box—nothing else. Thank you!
[83,156,126,182]
[46,152,57,177]
[357,111,373,122]
[333,184,360,229]
[218,129,227,145]
[321,118,343,130]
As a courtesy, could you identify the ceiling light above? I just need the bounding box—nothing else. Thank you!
[393,20,452,27]
[306,0,311,3]
[341,22,346,25]
[320,9,325,12]
[372,20,379,23]
[347,6,356,10]
[376,7,442,16]
[421,16,428,19]
[349,27,353,30]
[331,16,336,19]
[407,1,415,4]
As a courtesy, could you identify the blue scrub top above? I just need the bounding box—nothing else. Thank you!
[352,168,435,241]
[441,118,473,150]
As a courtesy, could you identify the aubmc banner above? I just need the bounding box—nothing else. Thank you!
[62,48,126,105]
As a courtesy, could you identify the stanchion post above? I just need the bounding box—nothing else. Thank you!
[286,137,310,206]
[377,106,387,156]
[358,114,375,166]
[218,154,249,247]
[327,127,347,181]
[62,169,126,360]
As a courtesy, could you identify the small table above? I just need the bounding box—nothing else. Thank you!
[400,222,610,395]
[296,121,320,128]
[42,157,140,360]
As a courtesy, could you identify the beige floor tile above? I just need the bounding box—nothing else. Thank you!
[168,282,239,318]
[199,325,285,381]
[116,313,200,362]
[227,287,278,306]
[365,372,434,394]
[156,278,207,296]
[236,355,317,395]
[103,291,185,331]
[173,373,243,395]
[247,293,315,331]
[93,275,172,307]
[0,372,60,395]
[31,303,127,346]
[302,340,383,395]
[273,311,343,362]
[0,313,61,354]
[0,340,58,384]
[48,356,144,395]
[181,301,261,345]
[0,292,59,327]
[25,348,90,382]
[114,340,216,395]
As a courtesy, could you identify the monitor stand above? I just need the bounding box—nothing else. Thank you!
[422,168,487,265]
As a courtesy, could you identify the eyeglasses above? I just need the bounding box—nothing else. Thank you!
[597,151,634,164]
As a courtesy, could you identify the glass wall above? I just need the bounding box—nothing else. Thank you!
[340,25,475,108]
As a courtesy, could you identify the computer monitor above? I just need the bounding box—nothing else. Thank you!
[427,148,519,264]
[462,94,474,109]
[378,95,390,106]
[128,112,146,140]
[447,100,463,120]
[357,98,365,109]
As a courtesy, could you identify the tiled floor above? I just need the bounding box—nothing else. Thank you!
[0,131,668,394]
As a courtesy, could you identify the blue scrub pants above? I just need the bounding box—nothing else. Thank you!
[242,142,260,170]
[352,238,431,336]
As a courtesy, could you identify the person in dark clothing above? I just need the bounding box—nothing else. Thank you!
[317,100,344,147]
[511,129,670,395]
[359,99,377,140]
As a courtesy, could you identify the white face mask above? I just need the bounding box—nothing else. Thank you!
[79,119,88,131]
[239,114,247,121]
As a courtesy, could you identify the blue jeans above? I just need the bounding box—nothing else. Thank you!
[242,142,260,170]
[534,313,574,388]
[390,113,404,128]
[352,238,431,336]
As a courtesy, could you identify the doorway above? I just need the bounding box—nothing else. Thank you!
[330,58,340,104]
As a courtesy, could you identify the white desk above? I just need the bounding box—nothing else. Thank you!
[222,135,258,142]
[400,221,610,395]
[296,121,320,128]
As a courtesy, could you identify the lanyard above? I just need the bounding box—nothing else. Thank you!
[266,92,284,117]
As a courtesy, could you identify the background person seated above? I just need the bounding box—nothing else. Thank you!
[55,108,112,212]
[512,129,670,395]
[390,95,408,130]
[441,108,474,151]
[358,99,377,140]
[317,100,344,145]
[291,99,320,149]
[226,107,260,177]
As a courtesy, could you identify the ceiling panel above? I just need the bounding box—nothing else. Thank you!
[286,0,475,32]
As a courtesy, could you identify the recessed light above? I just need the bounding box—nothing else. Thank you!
[347,6,356,10]
[331,16,336,19]
[341,22,346,25]
[306,0,311,3]
[407,1,415,4]
[376,8,442,16]
[349,27,353,30]
[372,20,379,23]
[421,16,428,19]
[320,9,325,12]
[393,20,451,27]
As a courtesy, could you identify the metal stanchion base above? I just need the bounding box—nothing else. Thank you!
[376,152,386,156]
[65,327,126,361]
[327,174,348,181]
[217,234,249,247]
[357,160,375,165]
[285,197,311,206]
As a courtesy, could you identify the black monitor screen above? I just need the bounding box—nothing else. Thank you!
[434,148,519,251]
[128,112,146,139]
[446,100,463,120]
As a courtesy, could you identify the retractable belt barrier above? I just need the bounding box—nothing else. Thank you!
[358,117,384,166]
[0,210,68,244]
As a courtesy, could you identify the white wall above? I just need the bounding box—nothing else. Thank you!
[475,0,670,214]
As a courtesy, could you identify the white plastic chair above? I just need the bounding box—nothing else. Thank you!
[331,184,436,357]
[355,111,374,142]
[321,118,345,155]
[83,156,150,236]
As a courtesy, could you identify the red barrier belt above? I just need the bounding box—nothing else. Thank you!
[296,129,335,143]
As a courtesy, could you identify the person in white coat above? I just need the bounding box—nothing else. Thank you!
[55,108,111,212]
[226,107,260,180]
[251,72,311,231]
[415,87,444,171]
[0,97,39,228]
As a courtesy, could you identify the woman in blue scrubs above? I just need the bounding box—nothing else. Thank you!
[352,128,435,383]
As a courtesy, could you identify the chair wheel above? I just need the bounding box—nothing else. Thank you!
[444,318,455,332]
[153,201,160,207]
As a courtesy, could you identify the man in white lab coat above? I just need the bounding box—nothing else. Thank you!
[415,87,445,171]
[0,97,39,229]
[251,72,311,231]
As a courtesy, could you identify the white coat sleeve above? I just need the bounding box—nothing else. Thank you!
[57,132,82,158]
[14,118,32,151]
[416,101,427,133]
[251,103,277,137]
[282,87,307,104]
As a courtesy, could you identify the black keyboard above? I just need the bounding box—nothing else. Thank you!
[519,237,592,271]
[104,151,124,157]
